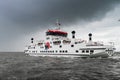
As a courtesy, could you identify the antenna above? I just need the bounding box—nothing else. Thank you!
[56,19,61,30]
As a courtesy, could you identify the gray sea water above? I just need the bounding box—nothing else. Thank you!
[0,52,120,80]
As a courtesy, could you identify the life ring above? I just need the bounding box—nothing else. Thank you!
[45,42,50,49]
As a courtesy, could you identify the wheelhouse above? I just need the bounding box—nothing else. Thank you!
[46,30,68,37]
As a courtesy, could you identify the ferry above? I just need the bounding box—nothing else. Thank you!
[24,22,115,58]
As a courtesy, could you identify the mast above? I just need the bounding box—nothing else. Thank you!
[56,19,61,30]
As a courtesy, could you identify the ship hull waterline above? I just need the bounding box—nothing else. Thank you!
[25,52,110,58]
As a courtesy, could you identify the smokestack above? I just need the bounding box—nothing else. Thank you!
[88,33,92,41]
[71,31,76,39]
[31,38,34,43]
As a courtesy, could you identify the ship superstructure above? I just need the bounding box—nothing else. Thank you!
[25,23,115,58]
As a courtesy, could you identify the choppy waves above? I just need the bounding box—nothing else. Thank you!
[0,52,120,80]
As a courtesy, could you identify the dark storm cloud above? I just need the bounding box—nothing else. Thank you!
[0,0,120,30]
[0,0,120,51]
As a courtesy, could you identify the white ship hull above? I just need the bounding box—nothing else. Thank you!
[25,24,115,58]
[25,49,113,58]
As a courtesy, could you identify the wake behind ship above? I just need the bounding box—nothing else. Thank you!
[24,22,115,58]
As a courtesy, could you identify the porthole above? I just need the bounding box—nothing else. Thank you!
[82,50,85,53]
[56,50,58,53]
[65,50,68,53]
[71,45,74,47]
[76,50,79,53]
[60,50,61,53]
[59,45,62,48]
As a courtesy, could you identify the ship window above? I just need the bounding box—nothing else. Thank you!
[60,50,61,53]
[59,45,62,48]
[63,40,71,44]
[76,50,79,53]
[32,51,35,53]
[46,31,67,37]
[46,37,50,40]
[86,50,89,53]
[56,50,58,53]
[63,51,64,53]
[90,50,94,53]
[75,42,77,44]
[71,45,74,47]
[38,43,43,46]
[82,50,85,53]
[65,50,68,53]
[53,41,61,45]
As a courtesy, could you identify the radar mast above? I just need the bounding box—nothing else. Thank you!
[56,19,61,30]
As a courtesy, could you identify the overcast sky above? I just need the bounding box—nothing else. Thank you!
[0,0,120,51]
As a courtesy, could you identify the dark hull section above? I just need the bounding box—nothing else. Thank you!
[90,52,109,58]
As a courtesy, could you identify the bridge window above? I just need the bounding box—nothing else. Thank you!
[46,31,67,37]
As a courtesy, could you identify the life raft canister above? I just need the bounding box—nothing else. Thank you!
[45,42,50,49]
